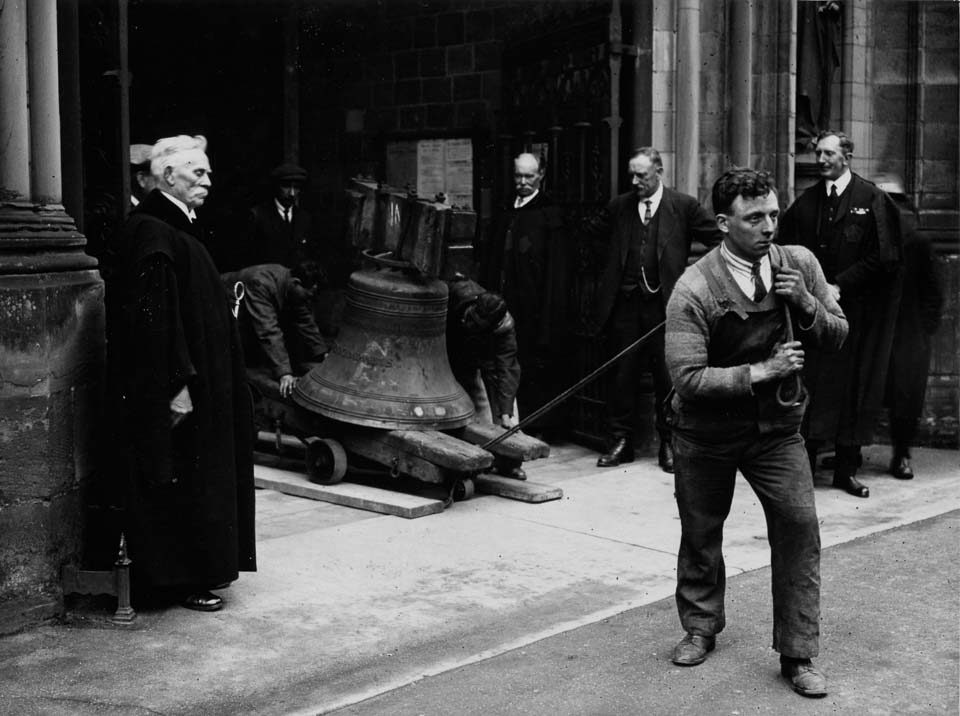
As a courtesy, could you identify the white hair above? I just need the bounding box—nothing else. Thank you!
[514,152,543,172]
[150,135,208,178]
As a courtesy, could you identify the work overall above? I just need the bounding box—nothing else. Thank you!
[671,254,821,659]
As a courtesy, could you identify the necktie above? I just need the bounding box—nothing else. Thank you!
[751,262,767,302]
[827,184,839,220]
[642,200,652,225]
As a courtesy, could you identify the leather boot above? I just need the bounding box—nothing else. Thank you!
[833,445,869,498]
[889,444,914,480]
[597,437,634,467]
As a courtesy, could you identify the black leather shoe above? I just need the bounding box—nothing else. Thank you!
[833,473,869,498]
[671,633,715,666]
[597,437,634,468]
[182,591,223,612]
[780,658,827,698]
[889,456,914,480]
[658,441,675,473]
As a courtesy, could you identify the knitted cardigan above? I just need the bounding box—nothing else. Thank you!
[665,243,848,433]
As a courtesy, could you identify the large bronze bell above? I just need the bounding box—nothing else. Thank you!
[293,261,474,430]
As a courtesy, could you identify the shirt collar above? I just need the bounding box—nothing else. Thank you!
[275,198,293,218]
[720,240,770,275]
[515,189,540,209]
[826,169,852,197]
[637,182,664,217]
[160,191,197,222]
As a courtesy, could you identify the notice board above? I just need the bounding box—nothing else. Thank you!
[386,138,474,210]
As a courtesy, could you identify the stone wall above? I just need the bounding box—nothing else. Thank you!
[870,1,958,447]
[0,268,104,635]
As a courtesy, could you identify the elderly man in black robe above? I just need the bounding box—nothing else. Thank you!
[488,152,572,442]
[779,130,902,498]
[108,135,256,612]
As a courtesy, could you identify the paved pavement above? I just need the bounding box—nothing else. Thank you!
[0,442,957,715]
[334,511,960,716]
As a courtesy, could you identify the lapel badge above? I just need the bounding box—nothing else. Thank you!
[851,207,870,215]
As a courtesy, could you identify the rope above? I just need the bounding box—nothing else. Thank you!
[480,320,666,450]
[775,301,804,407]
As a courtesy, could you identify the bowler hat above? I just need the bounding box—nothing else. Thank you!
[270,161,308,184]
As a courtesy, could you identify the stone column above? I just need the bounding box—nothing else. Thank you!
[0,0,105,634]
[675,0,701,198]
[841,0,873,174]
[0,2,31,201]
[728,0,753,167]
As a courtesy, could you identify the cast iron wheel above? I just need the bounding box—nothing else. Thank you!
[304,437,347,484]
[452,477,475,501]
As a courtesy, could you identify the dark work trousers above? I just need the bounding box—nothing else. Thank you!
[607,288,670,441]
[673,426,821,658]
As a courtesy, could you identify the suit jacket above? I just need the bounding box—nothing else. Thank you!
[244,200,315,269]
[590,186,721,331]
[778,172,901,294]
[220,263,328,379]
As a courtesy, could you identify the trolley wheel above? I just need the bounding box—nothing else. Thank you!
[452,477,475,502]
[304,437,347,485]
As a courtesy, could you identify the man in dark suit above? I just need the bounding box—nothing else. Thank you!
[591,147,721,471]
[779,130,902,498]
[243,161,316,269]
[489,152,572,441]
[220,261,329,401]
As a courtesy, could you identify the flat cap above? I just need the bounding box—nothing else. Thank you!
[130,143,153,166]
[270,161,308,183]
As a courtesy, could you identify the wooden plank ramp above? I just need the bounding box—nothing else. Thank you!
[254,465,445,519]
[474,474,563,503]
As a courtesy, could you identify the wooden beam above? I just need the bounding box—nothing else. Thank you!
[254,465,444,519]
[339,434,449,485]
[458,424,550,461]
[370,429,494,472]
[474,475,563,503]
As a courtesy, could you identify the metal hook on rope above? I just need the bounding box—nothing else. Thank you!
[232,281,245,318]
[775,301,805,407]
